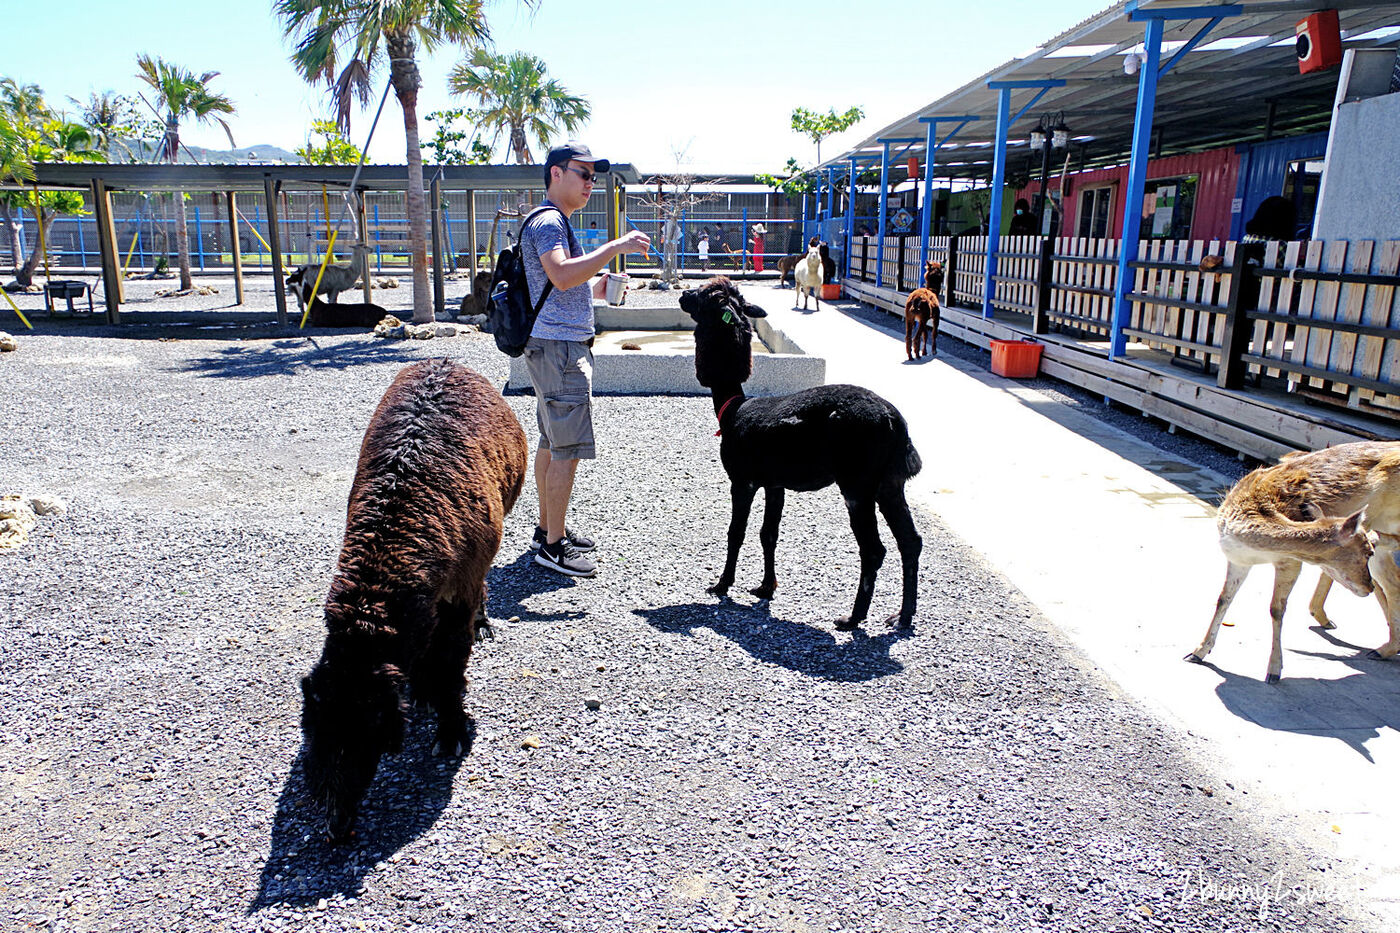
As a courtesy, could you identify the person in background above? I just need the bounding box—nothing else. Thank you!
[1008,198,1037,235]
[750,223,766,273]
[698,232,709,271]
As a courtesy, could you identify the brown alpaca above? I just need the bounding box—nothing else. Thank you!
[300,359,528,841]
[1186,441,1400,683]
[903,261,944,360]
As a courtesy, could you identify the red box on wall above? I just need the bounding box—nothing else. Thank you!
[1296,11,1342,74]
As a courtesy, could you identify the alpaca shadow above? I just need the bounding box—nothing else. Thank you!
[901,355,938,366]
[484,550,594,624]
[249,711,470,912]
[174,337,419,380]
[633,600,907,682]
[1193,634,1400,761]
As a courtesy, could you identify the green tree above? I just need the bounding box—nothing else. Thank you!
[424,108,493,165]
[296,118,364,164]
[277,0,505,324]
[790,105,864,165]
[0,80,102,287]
[447,48,589,165]
[135,54,236,291]
[69,91,151,161]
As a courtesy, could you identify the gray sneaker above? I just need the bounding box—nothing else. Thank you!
[535,538,597,578]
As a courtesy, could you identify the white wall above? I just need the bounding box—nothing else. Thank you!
[1313,48,1400,241]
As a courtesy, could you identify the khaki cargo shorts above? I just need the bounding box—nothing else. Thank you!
[522,336,596,460]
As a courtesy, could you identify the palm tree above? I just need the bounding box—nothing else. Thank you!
[448,48,589,164]
[135,55,236,291]
[276,0,503,324]
[69,91,145,161]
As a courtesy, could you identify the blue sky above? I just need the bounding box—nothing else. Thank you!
[6,0,1110,174]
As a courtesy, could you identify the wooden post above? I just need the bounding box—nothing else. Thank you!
[1217,243,1261,390]
[1033,236,1054,334]
[89,178,122,323]
[264,175,287,326]
[358,190,372,305]
[946,235,960,309]
[430,176,445,320]
[226,192,244,305]
[466,186,478,275]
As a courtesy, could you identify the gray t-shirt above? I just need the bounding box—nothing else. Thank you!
[522,202,594,342]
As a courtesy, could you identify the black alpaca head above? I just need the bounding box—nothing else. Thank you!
[300,659,406,842]
[680,276,767,389]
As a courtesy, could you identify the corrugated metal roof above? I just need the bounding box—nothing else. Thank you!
[826,0,1400,180]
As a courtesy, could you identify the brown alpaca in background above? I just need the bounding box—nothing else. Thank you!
[903,261,944,360]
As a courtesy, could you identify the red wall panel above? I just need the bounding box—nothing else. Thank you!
[1018,145,1240,241]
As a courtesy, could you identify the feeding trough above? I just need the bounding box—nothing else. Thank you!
[506,301,825,395]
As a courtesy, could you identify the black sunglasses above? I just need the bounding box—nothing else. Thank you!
[564,165,598,184]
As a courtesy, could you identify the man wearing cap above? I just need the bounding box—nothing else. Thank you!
[522,142,650,578]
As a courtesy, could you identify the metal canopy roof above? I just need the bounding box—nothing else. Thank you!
[13,161,643,193]
[826,0,1400,181]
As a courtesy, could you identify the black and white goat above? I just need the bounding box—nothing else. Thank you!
[680,276,924,628]
[286,243,372,312]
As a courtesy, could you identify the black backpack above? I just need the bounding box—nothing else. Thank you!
[487,205,568,357]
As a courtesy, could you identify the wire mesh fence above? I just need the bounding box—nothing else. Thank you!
[1,186,805,277]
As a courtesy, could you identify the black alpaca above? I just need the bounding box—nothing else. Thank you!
[306,296,388,327]
[679,277,924,628]
[301,359,528,841]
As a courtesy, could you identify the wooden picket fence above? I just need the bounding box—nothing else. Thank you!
[841,230,1400,421]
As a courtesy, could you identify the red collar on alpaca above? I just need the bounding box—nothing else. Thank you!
[714,394,743,436]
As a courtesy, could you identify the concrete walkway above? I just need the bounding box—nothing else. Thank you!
[739,283,1400,921]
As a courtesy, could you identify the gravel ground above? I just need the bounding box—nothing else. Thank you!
[0,304,1368,932]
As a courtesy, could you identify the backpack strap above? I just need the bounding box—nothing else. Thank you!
[519,204,571,314]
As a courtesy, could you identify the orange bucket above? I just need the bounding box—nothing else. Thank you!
[989,339,1044,378]
[820,283,841,300]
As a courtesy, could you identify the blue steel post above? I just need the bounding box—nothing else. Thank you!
[984,88,1012,319]
[1110,16,1164,359]
[845,158,857,278]
[876,141,890,288]
[742,207,749,272]
[817,165,828,228]
[76,214,86,267]
[920,120,936,273]
[194,206,204,270]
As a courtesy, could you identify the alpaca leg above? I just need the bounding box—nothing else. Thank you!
[473,581,494,642]
[928,308,939,356]
[877,483,922,628]
[711,480,757,597]
[1308,574,1335,630]
[1265,559,1303,683]
[1187,561,1250,664]
[836,492,885,631]
[750,486,785,599]
[424,597,475,756]
[905,316,916,360]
